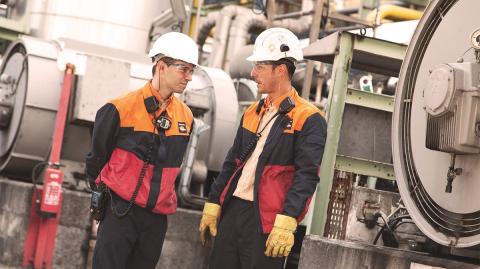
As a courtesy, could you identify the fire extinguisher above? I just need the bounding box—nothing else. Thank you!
[22,63,75,269]
[39,167,64,217]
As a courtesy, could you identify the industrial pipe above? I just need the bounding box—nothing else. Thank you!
[208,5,239,69]
[178,118,210,207]
[367,5,423,25]
[223,8,266,71]
[208,5,313,70]
[196,11,219,59]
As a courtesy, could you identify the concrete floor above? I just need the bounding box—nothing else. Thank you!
[0,179,209,269]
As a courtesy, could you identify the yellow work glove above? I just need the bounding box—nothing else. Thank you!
[199,202,221,246]
[265,214,297,258]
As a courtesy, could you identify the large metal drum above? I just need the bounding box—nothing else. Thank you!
[392,0,480,247]
[0,35,239,183]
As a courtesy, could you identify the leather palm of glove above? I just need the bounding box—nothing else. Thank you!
[265,214,297,258]
[199,202,221,246]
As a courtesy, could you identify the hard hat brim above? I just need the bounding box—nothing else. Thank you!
[246,55,259,62]
[246,54,275,62]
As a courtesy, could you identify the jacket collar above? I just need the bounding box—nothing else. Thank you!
[142,81,174,117]
[264,88,296,109]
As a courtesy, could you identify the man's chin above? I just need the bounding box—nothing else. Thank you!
[174,87,186,93]
[257,87,267,94]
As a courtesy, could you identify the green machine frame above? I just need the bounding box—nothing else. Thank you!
[302,31,406,236]
[0,2,31,52]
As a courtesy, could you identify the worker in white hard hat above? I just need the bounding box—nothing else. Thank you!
[199,27,327,268]
[86,32,198,269]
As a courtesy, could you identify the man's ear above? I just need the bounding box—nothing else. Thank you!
[157,61,166,73]
[277,64,288,78]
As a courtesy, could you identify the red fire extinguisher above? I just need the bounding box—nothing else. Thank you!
[39,167,64,216]
[22,64,75,269]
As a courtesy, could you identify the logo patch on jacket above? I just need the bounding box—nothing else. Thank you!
[178,122,188,133]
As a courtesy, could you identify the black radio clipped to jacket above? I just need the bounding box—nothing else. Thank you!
[239,96,295,163]
[278,96,295,114]
[90,182,108,221]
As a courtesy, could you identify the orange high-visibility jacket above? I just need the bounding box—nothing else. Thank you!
[209,89,327,233]
[86,82,193,214]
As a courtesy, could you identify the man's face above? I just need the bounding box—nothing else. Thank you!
[250,62,278,94]
[160,60,195,94]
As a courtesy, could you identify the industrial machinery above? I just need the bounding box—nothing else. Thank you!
[0,0,174,181]
[2,0,479,267]
[299,0,479,264]
[0,34,239,202]
[392,0,480,250]
[0,1,239,267]
[0,34,239,269]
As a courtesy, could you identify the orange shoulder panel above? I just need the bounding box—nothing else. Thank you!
[242,101,263,133]
[109,84,194,135]
[288,93,324,132]
[110,88,156,132]
[164,96,193,136]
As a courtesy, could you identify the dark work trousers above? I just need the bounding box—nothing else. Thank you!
[93,191,168,269]
[209,197,285,269]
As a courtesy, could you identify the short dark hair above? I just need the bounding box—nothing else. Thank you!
[151,56,176,76]
[271,58,296,80]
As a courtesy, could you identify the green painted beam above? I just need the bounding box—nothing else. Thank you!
[0,30,19,41]
[308,33,353,236]
[0,17,29,33]
[353,34,406,62]
[303,31,406,76]
[335,155,395,181]
[345,88,395,112]
[0,3,31,41]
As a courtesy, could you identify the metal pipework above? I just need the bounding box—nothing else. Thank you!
[208,5,239,69]
[196,11,219,59]
[207,5,312,71]
[223,8,266,71]
[178,118,210,207]
[366,5,423,25]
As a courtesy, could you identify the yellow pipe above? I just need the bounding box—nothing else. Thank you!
[189,0,200,38]
[189,15,196,38]
[367,5,423,25]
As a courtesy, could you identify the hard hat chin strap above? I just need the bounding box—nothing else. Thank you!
[158,66,161,94]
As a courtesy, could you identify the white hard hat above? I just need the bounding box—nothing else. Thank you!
[148,32,199,66]
[247,27,303,62]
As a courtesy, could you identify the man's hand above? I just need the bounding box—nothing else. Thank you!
[265,214,297,257]
[199,202,221,246]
